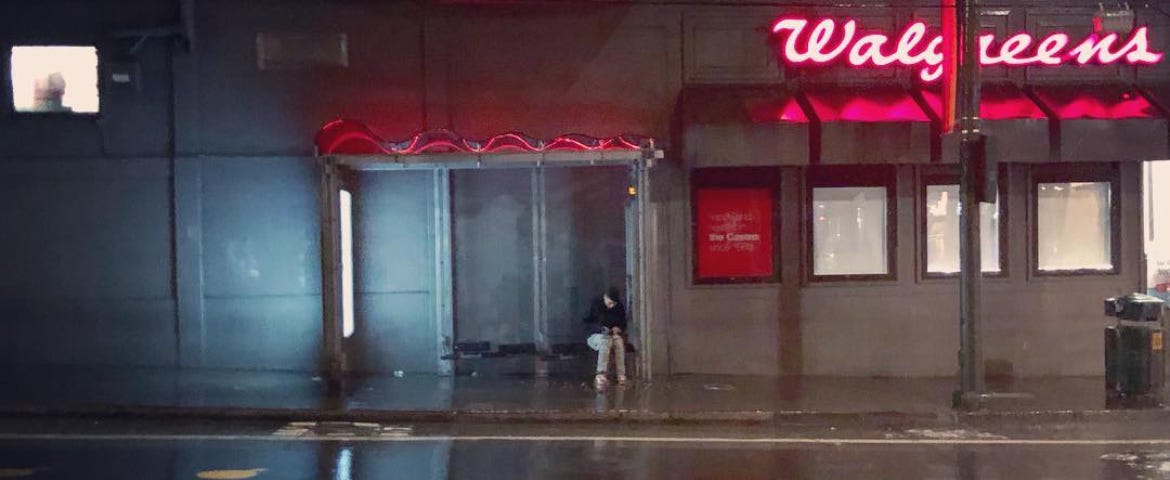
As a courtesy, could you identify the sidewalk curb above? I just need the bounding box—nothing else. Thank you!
[2,405,1168,426]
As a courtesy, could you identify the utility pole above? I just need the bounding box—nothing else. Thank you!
[956,0,987,406]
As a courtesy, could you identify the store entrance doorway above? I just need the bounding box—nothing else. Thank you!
[1144,160,1170,300]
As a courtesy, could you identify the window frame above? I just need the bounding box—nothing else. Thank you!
[1030,163,1121,276]
[6,44,103,117]
[919,166,1009,279]
[806,165,898,282]
[690,167,782,285]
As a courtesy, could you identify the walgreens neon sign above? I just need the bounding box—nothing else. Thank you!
[771,18,1164,82]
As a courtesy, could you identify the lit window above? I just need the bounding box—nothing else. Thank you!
[340,190,354,338]
[9,46,99,113]
[925,185,1001,274]
[812,186,890,276]
[1037,181,1113,272]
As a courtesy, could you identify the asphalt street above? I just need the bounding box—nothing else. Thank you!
[1,418,1170,479]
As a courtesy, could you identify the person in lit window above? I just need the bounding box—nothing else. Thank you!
[584,287,627,388]
[33,72,70,112]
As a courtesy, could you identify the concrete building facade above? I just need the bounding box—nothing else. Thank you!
[1,0,1167,378]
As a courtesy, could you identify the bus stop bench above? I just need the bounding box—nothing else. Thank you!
[443,341,636,378]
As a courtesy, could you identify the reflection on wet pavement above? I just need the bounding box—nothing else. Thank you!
[1100,451,1170,479]
[3,439,1170,479]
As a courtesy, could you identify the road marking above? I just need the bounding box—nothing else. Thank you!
[273,421,410,438]
[195,469,266,479]
[3,433,1170,446]
[271,428,308,437]
[0,469,39,478]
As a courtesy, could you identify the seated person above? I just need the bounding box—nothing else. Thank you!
[584,287,627,387]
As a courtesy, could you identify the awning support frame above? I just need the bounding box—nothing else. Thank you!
[317,144,663,382]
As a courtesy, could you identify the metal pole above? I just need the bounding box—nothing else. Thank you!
[318,160,345,402]
[956,0,986,403]
[532,168,549,357]
[634,156,652,379]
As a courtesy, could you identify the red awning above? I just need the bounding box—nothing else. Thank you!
[1030,86,1159,120]
[921,84,1046,121]
[680,86,810,167]
[1029,85,1167,162]
[921,84,1051,164]
[803,86,929,123]
[801,86,932,164]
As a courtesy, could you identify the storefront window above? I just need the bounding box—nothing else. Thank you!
[9,46,99,114]
[1037,181,1113,272]
[812,186,889,276]
[691,167,780,284]
[925,184,1001,275]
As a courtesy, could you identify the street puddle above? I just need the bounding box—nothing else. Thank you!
[1101,451,1170,478]
[901,429,1007,440]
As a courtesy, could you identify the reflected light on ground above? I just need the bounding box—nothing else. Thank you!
[335,447,353,480]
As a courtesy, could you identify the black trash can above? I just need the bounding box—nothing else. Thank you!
[1104,294,1166,397]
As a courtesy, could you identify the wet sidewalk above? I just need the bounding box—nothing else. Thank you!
[0,367,1166,423]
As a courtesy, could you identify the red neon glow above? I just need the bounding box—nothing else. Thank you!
[920,87,1046,120]
[315,119,394,155]
[1032,88,1158,119]
[771,17,1163,82]
[315,119,650,155]
[747,97,810,123]
[940,0,957,133]
[804,88,929,122]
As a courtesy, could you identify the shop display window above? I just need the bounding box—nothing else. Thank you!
[1032,164,1120,275]
[808,166,896,281]
[923,176,1003,276]
[1037,182,1114,271]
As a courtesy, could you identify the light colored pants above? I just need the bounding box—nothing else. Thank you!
[596,334,626,377]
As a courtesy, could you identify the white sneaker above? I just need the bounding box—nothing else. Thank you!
[594,374,608,389]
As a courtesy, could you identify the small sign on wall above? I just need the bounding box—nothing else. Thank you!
[256,32,348,70]
[694,187,776,282]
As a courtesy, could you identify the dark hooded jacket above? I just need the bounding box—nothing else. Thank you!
[584,289,627,332]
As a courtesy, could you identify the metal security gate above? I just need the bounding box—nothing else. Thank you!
[318,136,659,382]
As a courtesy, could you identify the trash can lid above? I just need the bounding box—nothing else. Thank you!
[1106,293,1166,321]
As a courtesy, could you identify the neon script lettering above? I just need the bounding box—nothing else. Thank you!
[771,18,1163,81]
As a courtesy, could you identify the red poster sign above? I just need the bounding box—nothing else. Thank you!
[695,188,774,280]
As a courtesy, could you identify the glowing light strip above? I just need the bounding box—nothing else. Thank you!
[771,17,1164,82]
[324,131,392,155]
[316,120,648,155]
